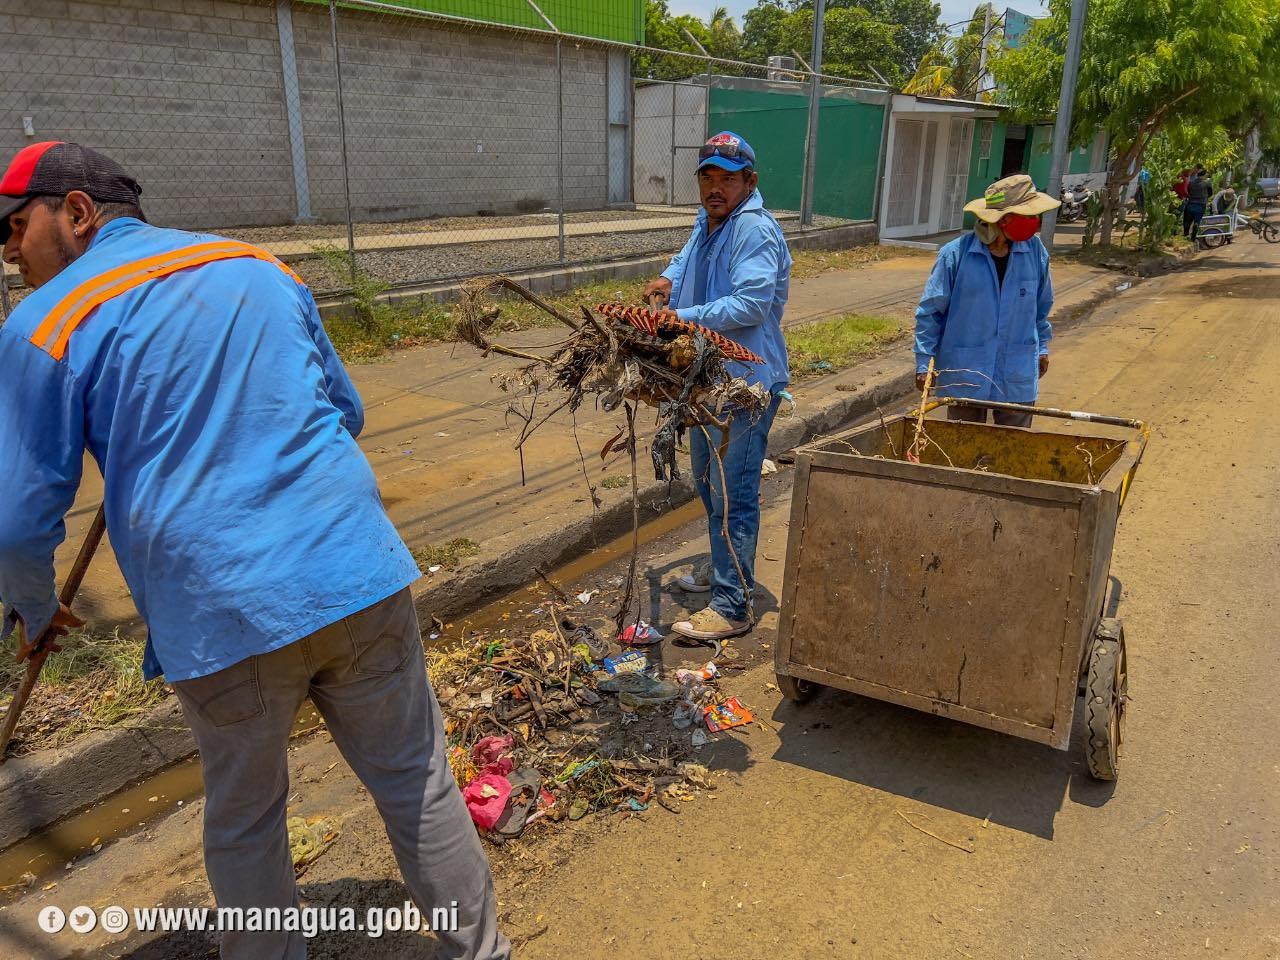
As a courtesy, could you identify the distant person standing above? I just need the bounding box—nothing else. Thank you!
[1173,169,1191,201]
[1134,167,1151,212]
[1185,166,1213,239]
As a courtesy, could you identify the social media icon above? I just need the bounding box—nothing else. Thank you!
[38,905,66,934]
[68,906,97,934]
[100,905,129,934]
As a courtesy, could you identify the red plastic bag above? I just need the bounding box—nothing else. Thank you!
[462,774,512,830]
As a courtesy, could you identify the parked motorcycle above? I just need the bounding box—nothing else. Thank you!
[1059,183,1093,223]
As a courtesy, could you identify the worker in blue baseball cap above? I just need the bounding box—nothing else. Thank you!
[642,131,792,643]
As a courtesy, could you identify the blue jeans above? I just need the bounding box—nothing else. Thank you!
[1184,200,1206,238]
[689,395,781,621]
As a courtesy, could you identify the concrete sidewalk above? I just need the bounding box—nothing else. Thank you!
[53,246,1129,635]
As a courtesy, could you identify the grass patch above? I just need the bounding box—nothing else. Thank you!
[599,475,629,490]
[318,246,453,363]
[790,244,931,281]
[0,629,168,752]
[472,247,923,331]
[478,277,649,332]
[785,313,907,378]
[412,538,480,571]
[318,241,925,363]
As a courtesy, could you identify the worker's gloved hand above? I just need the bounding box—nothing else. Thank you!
[49,603,84,639]
[642,277,672,306]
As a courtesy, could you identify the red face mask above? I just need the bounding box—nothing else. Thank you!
[1000,214,1041,242]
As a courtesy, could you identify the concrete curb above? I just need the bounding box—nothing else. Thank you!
[0,701,192,850]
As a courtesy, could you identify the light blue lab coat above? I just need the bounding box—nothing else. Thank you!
[662,189,791,391]
[913,231,1054,402]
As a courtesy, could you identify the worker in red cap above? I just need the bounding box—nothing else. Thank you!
[0,142,509,960]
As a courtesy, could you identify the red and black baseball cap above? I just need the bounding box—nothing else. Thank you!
[0,141,142,240]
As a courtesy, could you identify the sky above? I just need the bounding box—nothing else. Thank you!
[666,1,1051,35]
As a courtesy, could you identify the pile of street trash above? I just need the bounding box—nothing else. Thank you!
[428,607,753,842]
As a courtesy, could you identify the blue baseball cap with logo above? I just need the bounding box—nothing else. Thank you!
[697,131,756,173]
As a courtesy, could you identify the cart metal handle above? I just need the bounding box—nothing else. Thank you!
[924,397,1148,435]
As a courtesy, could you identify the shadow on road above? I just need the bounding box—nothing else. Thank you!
[1187,272,1280,299]
[769,683,1094,840]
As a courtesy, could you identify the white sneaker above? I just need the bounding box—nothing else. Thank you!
[676,561,712,593]
[671,607,750,641]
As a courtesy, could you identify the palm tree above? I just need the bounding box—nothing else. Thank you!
[705,5,741,60]
[903,45,957,98]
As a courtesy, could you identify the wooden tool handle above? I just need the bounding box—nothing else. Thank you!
[14,505,105,663]
[1,505,107,760]
[58,506,106,608]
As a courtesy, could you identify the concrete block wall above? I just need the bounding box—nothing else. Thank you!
[0,0,614,229]
[0,0,295,228]
[290,4,609,221]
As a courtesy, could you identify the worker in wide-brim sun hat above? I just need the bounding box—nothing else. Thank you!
[963,171,1063,224]
[914,173,1061,428]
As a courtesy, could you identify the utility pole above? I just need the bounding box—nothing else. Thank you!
[800,0,826,228]
[976,3,992,99]
[1041,0,1088,246]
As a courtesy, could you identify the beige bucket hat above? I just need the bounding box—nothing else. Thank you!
[964,173,1061,222]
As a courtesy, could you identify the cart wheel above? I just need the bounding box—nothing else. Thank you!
[1264,223,1280,244]
[1085,619,1128,781]
[776,673,816,704]
[1199,228,1227,249]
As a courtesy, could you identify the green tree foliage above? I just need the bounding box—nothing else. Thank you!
[643,0,944,85]
[992,0,1280,245]
[741,1,798,64]
[854,0,944,73]
[787,5,903,80]
[635,0,744,79]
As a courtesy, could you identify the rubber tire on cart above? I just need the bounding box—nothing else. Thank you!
[776,673,817,704]
[1085,619,1128,781]
[1199,228,1227,249]
[1263,223,1280,244]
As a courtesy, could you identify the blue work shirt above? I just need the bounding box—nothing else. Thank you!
[662,189,791,391]
[913,231,1054,403]
[0,218,419,682]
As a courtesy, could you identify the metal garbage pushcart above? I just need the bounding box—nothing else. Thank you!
[774,399,1149,780]
[1198,210,1238,247]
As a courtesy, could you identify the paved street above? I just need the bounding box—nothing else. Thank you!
[2,236,1275,959]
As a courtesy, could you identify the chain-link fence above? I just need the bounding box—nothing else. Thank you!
[0,0,891,314]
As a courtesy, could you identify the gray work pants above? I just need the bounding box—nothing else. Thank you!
[947,403,1033,428]
[172,587,510,960]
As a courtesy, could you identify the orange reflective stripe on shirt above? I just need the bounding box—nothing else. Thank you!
[31,240,302,361]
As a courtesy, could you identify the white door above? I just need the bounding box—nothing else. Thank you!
[884,117,942,236]
[939,118,975,231]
